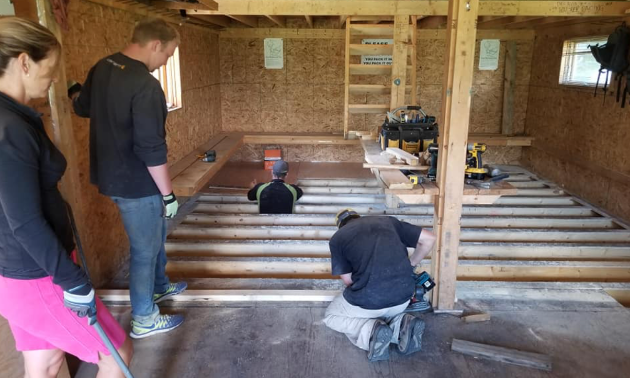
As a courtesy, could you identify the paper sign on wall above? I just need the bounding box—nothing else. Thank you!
[361,39,393,65]
[264,38,283,69]
[479,39,500,70]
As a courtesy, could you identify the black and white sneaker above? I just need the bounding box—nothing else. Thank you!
[367,320,393,362]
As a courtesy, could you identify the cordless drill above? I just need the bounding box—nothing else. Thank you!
[404,271,436,313]
[427,143,439,181]
[465,143,488,180]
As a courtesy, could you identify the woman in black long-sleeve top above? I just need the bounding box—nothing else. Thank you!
[0,17,132,377]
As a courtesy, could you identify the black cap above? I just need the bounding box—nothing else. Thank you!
[272,160,289,175]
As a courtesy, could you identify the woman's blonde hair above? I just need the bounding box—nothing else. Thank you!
[0,17,59,77]
[131,18,180,47]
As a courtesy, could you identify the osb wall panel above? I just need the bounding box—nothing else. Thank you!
[522,20,630,222]
[230,144,364,163]
[60,0,220,285]
[220,31,533,161]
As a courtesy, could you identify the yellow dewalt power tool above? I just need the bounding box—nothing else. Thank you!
[465,143,488,180]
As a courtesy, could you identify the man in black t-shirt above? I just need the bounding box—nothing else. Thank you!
[247,160,302,214]
[323,209,436,362]
[72,19,186,339]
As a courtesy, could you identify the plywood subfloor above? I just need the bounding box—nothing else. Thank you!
[206,162,374,190]
[76,285,630,378]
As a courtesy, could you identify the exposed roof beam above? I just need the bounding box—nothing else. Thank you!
[305,15,314,28]
[265,15,286,27]
[195,0,219,11]
[192,15,232,28]
[150,1,215,11]
[478,16,531,29]
[339,15,348,28]
[227,15,259,28]
[169,1,630,17]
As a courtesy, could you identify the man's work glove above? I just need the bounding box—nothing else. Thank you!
[67,80,82,100]
[163,192,178,219]
[63,283,96,320]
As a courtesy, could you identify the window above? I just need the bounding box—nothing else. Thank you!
[559,36,610,87]
[151,47,182,111]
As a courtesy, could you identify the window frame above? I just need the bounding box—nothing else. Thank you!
[558,35,610,88]
[151,47,182,112]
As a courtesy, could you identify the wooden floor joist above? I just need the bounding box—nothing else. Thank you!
[183,214,618,229]
[106,165,630,301]
[165,241,630,261]
[193,203,596,216]
[163,260,630,282]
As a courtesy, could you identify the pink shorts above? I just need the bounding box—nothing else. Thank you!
[0,275,126,364]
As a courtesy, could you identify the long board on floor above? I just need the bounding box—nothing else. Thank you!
[451,339,552,371]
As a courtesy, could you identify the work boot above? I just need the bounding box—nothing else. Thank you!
[153,281,188,303]
[367,320,393,362]
[130,313,184,339]
[397,314,425,355]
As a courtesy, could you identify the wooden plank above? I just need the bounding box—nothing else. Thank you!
[349,84,391,95]
[431,0,479,309]
[604,289,630,307]
[266,15,286,27]
[410,16,418,105]
[349,44,394,55]
[462,313,491,323]
[385,147,420,165]
[467,134,533,146]
[297,179,379,187]
[152,0,217,11]
[363,163,429,170]
[172,135,243,196]
[501,41,516,135]
[221,28,345,39]
[99,289,339,302]
[84,0,216,31]
[348,104,390,113]
[194,203,596,216]
[157,260,630,282]
[227,15,259,27]
[243,133,359,145]
[184,1,630,17]
[460,244,630,261]
[183,214,617,229]
[343,20,351,138]
[192,15,232,27]
[379,170,415,190]
[198,194,383,204]
[478,16,531,29]
[196,0,220,11]
[390,15,410,110]
[350,24,395,36]
[170,133,243,179]
[304,15,313,28]
[451,339,553,371]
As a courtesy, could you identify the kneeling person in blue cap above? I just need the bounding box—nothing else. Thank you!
[248,160,303,214]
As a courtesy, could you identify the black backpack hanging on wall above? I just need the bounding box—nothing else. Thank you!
[589,22,630,107]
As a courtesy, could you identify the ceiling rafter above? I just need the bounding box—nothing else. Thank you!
[265,15,286,27]
[227,15,259,28]
[305,15,314,28]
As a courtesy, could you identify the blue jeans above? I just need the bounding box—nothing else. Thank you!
[111,194,170,323]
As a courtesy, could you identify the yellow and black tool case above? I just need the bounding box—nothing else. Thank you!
[379,105,439,154]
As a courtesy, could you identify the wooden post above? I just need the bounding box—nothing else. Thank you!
[431,0,479,309]
[501,41,516,135]
[390,15,410,110]
[343,17,351,138]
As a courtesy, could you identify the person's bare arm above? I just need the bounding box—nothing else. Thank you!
[340,273,353,287]
[409,229,436,266]
[147,164,173,195]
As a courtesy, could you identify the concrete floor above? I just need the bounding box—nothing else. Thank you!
[76,285,630,378]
